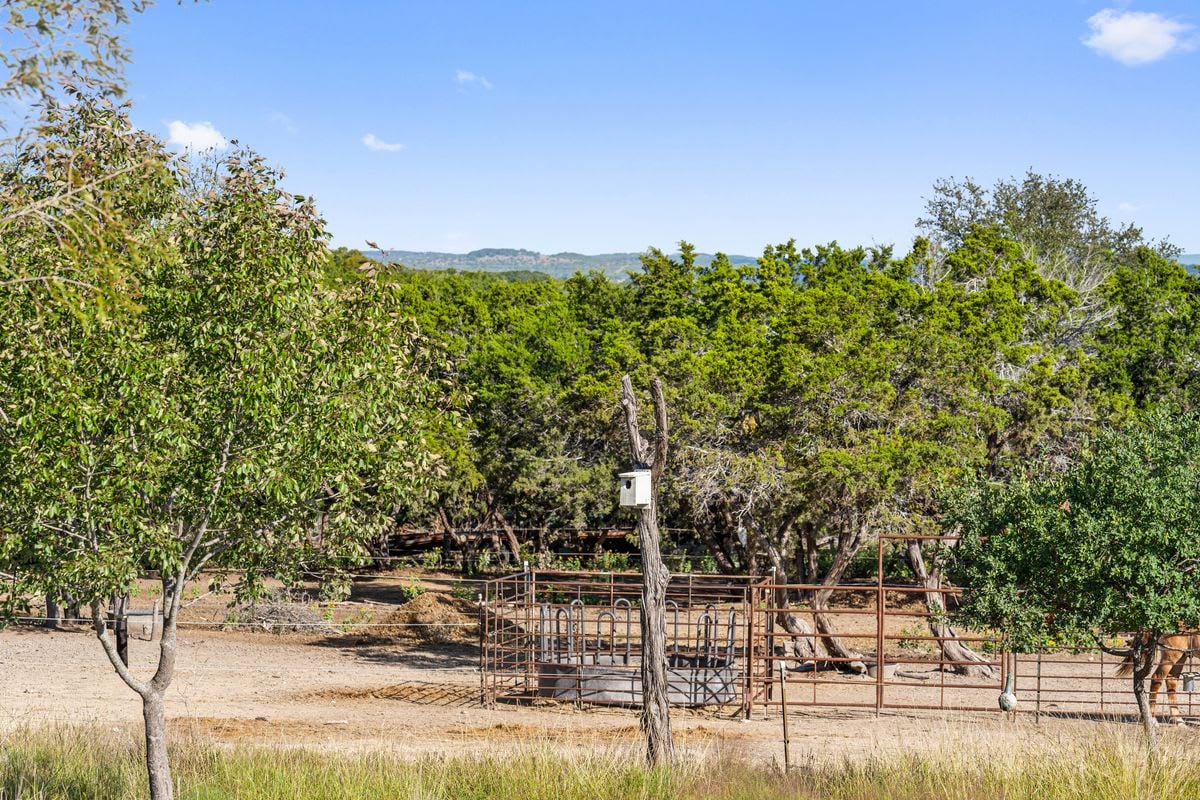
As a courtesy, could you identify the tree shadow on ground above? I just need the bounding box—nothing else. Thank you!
[312,678,480,707]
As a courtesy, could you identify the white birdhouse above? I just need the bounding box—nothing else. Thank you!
[618,469,651,508]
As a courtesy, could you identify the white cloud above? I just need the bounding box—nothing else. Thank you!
[456,69,493,89]
[1118,201,1139,213]
[268,111,298,135]
[1083,9,1195,65]
[362,133,405,152]
[166,120,228,151]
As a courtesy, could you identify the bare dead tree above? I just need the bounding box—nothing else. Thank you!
[620,374,674,766]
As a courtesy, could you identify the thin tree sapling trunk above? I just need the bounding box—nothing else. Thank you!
[92,574,184,800]
[1132,634,1158,750]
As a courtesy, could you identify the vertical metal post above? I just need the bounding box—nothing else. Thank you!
[875,536,884,713]
[1188,652,1194,719]
[524,566,534,698]
[1012,651,1019,717]
[478,590,487,706]
[778,660,791,772]
[1035,651,1042,722]
[767,566,777,708]
[744,581,756,719]
[1189,653,1195,719]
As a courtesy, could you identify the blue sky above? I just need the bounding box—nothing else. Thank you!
[121,1,1198,255]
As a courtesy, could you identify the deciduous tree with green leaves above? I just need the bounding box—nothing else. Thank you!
[0,105,440,799]
[948,410,1200,745]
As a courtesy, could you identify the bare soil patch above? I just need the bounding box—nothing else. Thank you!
[0,575,1183,765]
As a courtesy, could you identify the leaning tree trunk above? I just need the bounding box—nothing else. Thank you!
[761,542,819,663]
[769,566,819,663]
[807,524,871,673]
[490,508,523,567]
[905,540,993,677]
[620,374,674,766]
[764,522,865,669]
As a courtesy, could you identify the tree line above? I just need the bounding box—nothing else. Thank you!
[3,93,1198,788]
[361,173,1194,651]
[376,184,1194,554]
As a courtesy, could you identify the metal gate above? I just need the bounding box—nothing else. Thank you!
[480,545,1159,719]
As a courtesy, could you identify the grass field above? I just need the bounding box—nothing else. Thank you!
[3,725,1199,799]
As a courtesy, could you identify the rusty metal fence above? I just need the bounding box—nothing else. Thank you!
[480,539,1165,720]
[747,579,1005,714]
[479,570,760,708]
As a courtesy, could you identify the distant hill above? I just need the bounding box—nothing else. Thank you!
[361,248,757,280]
[358,248,1200,280]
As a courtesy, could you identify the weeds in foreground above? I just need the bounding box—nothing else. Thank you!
[3,725,1200,799]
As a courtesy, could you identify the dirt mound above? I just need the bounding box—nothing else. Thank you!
[375,593,478,643]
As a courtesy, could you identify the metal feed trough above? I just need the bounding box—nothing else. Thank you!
[535,599,739,705]
[480,569,758,710]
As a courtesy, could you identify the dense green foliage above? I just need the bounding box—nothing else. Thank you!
[0,96,443,616]
[381,194,1199,595]
[950,410,1200,648]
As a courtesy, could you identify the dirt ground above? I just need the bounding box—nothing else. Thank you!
[0,574,1193,764]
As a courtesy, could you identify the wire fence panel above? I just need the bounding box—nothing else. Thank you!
[480,570,757,710]
[473,536,1174,720]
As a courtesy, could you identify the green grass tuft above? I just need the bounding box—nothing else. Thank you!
[3,725,1200,799]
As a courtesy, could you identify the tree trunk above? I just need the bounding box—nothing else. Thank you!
[697,523,737,574]
[142,690,174,800]
[92,575,181,800]
[775,611,819,662]
[621,374,674,766]
[536,525,549,566]
[764,548,818,663]
[904,540,992,677]
[810,607,864,671]
[1132,636,1158,750]
[636,512,673,764]
[494,513,523,567]
[114,594,130,667]
[808,522,870,673]
[44,595,60,628]
[773,564,819,665]
[437,508,473,573]
[486,527,507,567]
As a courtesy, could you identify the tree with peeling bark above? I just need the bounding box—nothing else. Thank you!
[619,374,674,765]
[948,409,1200,748]
[0,106,439,799]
